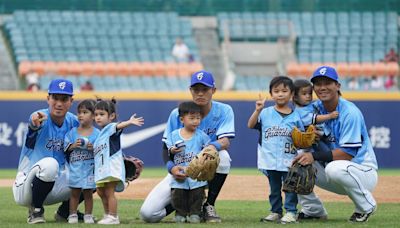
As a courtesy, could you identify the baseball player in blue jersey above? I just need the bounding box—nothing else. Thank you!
[248,76,304,224]
[140,70,235,223]
[166,101,211,223]
[13,79,78,224]
[93,98,144,225]
[294,66,378,223]
[64,99,99,224]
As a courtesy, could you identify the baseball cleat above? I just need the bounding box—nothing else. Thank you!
[203,204,222,223]
[297,212,328,220]
[27,207,45,224]
[349,206,377,222]
[260,212,282,222]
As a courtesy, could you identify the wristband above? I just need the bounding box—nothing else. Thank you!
[166,160,175,174]
[312,142,333,162]
[209,141,222,151]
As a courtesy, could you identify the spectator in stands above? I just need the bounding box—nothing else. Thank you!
[384,75,396,90]
[172,37,190,63]
[384,48,399,63]
[80,81,94,91]
[25,71,39,91]
[370,76,384,90]
[27,83,41,92]
[347,77,360,90]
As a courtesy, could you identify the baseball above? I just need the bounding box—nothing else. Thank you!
[79,137,89,149]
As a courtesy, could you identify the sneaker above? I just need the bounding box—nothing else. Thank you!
[97,214,120,225]
[349,206,377,222]
[84,214,95,224]
[174,215,186,223]
[297,212,328,221]
[203,204,221,223]
[55,210,84,222]
[281,212,297,224]
[68,214,78,224]
[187,214,201,223]
[27,207,45,224]
[260,212,282,222]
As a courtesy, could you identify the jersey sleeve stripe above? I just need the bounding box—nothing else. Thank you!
[217,132,235,139]
[341,142,362,147]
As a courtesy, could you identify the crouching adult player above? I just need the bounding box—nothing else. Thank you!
[140,70,235,223]
[13,79,78,224]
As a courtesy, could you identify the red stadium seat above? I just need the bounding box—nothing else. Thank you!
[361,63,375,76]
[336,63,350,77]
[286,62,300,76]
[386,62,399,76]
[373,62,387,76]
[18,61,32,76]
[348,63,362,77]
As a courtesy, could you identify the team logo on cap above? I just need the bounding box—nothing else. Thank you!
[319,68,327,75]
[197,72,204,80]
[59,82,66,90]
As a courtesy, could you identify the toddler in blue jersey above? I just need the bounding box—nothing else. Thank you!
[64,99,99,224]
[293,79,338,128]
[166,101,211,223]
[247,76,304,224]
[93,98,144,225]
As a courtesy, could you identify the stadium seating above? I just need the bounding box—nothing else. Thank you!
[3,10,204,91]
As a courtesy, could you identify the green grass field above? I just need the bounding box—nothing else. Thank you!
[1,168,399,227]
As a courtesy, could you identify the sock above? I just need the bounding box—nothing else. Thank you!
[205,173,227,206]
[31,176,55,209]
[165,203,175,216]
[57,191,87,218]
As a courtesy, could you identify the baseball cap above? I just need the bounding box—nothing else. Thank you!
[190,70,215,88]
[310,66,339,83]
[48,79,74,95]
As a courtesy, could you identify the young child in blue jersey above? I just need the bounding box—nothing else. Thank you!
[64,99,99,224]
[166,101,211,223]
[93,98,144,225]
[293,79,339,127]
[247,76,305,224]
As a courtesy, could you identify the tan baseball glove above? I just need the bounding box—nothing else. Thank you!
[185,147,220,181]
[282,163,317,195]
[291,125,316,149]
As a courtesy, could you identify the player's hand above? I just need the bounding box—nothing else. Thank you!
[31,112,47,127]
[292,152,314,166]
[255,94,266,112]
[171,165,187,181]
[129,114,144,127]
[329,111,339,119]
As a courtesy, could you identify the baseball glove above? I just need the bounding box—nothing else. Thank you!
[185,147,220,181]
[123,155,144,182]
[282,163,316,195]
[292,125,316,149]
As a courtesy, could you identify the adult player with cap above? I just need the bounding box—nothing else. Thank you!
[13,79,79,224]
[140,70,235,223]
[293,66,378,223]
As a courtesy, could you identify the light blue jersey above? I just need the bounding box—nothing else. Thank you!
[255,107,305,171]
[296,102,330,136]
[64,127,100,189]
[314,97,378,170]
[17,109,79,174]
[163,101,235,143]
[166,128,210,190]
[94,122,125,192]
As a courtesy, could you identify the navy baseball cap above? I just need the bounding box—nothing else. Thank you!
[48,79,74,95]
[311,66,339,83]
[190,70,215,88]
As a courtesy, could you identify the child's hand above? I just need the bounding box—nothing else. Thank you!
[128,114,144,126]
[329,111,339,119]
[87,142,94,151]
[255,93,267,112]
[31,112,47,127]
[169,146,183,154]
[75,138,83,148]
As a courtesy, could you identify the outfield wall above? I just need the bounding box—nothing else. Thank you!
[0,91,398,168]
